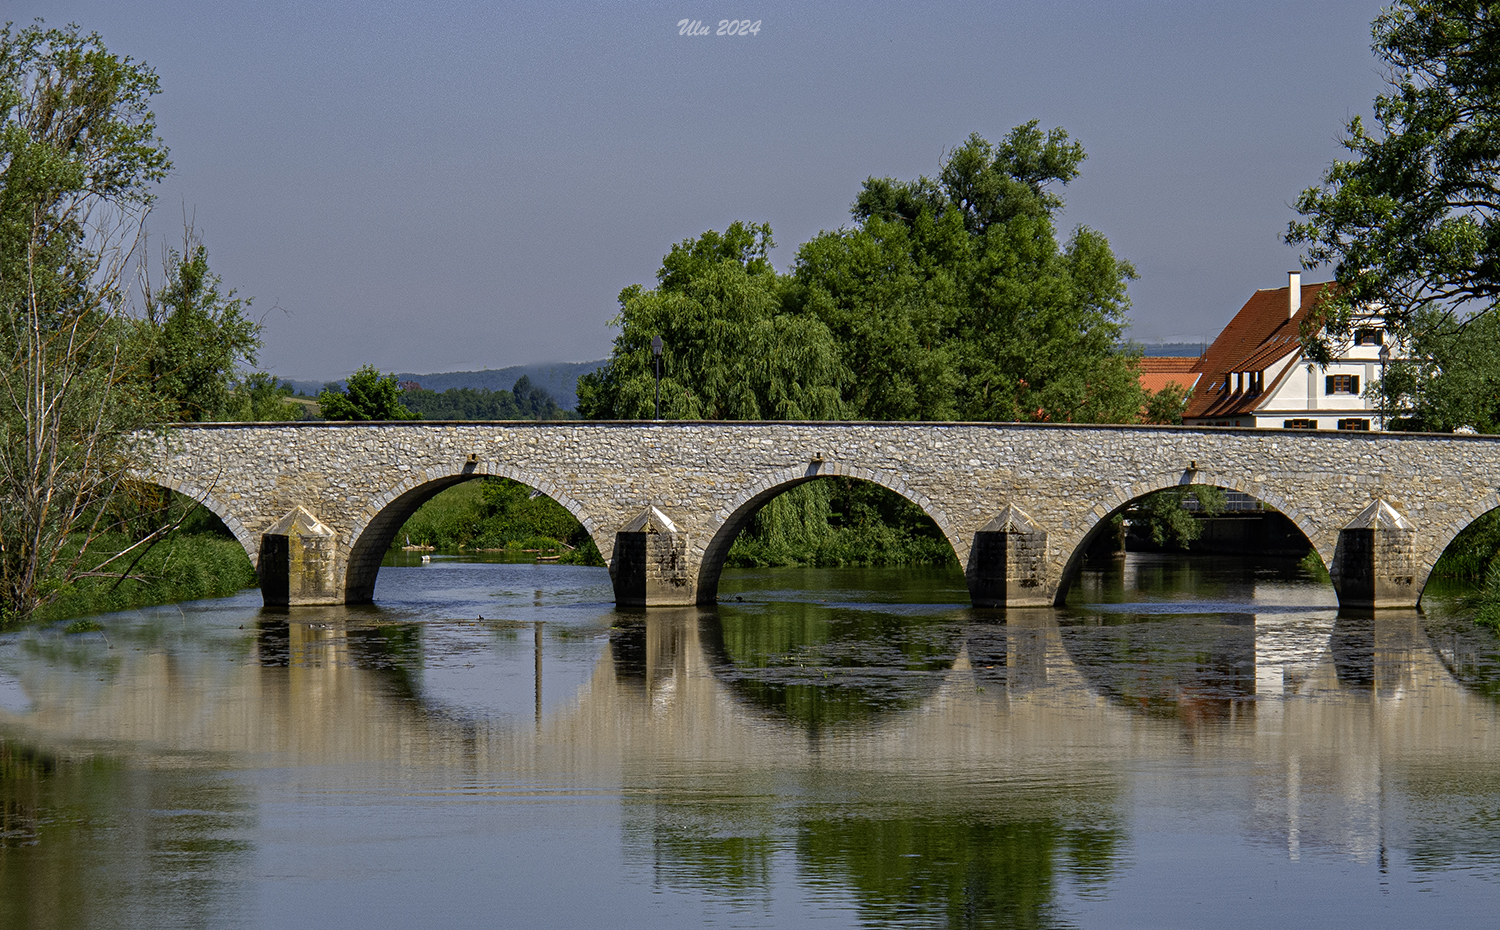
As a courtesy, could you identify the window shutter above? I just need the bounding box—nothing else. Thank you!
[1351,375,1360,394]
[1325,375,1334,394]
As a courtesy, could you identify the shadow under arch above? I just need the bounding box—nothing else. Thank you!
[1416,492,1500,607]
[694,461,964,606]
[1054,473,1325,605]
[138,475,259,566]
[343,463,607,603]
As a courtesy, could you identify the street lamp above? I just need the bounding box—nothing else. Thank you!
[1379,342,1391,431]
[651,335,663,420]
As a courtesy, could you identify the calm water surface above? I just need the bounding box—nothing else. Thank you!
[3,552,1500,928]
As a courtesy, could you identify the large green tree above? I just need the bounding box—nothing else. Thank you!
[577,221,846,421]
[1287,1,1500,363]
[0,22,170,623]
[792,123,1143,423]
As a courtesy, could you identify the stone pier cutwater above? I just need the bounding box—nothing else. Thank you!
[139,421,1500,612]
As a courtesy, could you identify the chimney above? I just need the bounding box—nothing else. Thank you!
[1288,271,1301,318]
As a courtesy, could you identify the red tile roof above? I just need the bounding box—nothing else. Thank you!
[1137,357,1201,394]
[1182,280,1332,421]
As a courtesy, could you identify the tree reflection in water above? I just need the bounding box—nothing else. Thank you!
[0,739,253,929]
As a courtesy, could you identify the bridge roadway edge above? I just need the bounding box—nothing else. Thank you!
[135,420,1500,611]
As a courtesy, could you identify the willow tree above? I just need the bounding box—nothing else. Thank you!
[577,221,847,421]
[791,123,1144,423]
[0,23,169,623]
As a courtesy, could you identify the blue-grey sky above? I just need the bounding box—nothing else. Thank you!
[12,0,1386,380]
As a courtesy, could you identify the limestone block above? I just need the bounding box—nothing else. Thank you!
[612,505,695,607]
[1331,500,1417,609]
[967,504,1053,608]
[260,505,341,607]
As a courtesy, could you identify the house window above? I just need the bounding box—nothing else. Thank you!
[1283,418,1317,429]
[1354,328,1385,346]
[1337,418,1371,431]
[1326,374,1360,395]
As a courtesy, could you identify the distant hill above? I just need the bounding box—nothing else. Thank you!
[283,360,607,411]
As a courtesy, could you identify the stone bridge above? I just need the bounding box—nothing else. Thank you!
[139,421,1500,611]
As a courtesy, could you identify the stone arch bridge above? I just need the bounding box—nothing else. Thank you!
[139,421,1500,611]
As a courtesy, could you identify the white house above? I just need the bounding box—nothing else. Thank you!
[1180,273,1391,430]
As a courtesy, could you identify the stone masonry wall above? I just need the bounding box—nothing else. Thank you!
[140,421,1500,608]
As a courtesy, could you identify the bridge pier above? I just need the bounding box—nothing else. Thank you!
[610,506,696,607]
[259,506,342,607]
[966,505,1054,608]
[1329,500,1418,610]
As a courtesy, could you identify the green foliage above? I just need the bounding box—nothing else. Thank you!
[225,372,299,421]
[134,242,261,422]
[400,376,565,420]
[1433,509,1500,581]
[1126,485,1226,550]
[1379,308,1500,433]
[1460,557,1500,632]
[793,123,1143,423]
[0,22,170,625]
[578,221,847,420]
[1287,1,1500,363]
[726,480,956,568]
[317,365,418,421]
[396,477,603,564]
[580,129,1139,565]
[35,533,257,625]
[1142,381,1191,425]
[1299,548,1331,582]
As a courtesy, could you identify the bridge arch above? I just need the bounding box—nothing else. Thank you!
[1418,490,1500,604]
[693,460,965,605]
[1054,468,1324,604]
[343,462,607,603]
[140,474,260,566]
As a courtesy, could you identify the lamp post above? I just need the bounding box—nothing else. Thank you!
[651,335,663,420]
[1379,342,1390,431]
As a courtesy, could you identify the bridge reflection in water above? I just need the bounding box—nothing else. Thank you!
[4,567,1500,925]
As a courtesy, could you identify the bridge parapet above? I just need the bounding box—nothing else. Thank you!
[136,421,1500,612]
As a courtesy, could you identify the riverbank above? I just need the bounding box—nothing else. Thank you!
[32,533,258,628]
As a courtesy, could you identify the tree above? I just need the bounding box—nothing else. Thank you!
[577,221,847,420]
[0,22,170,623]
[226,371,299,421]
[792,124,1144,423]
[135,238,262,421]
[401,378,565,420]
[1287,1,1500,363]
[317,365,418,420]
[1142,381,1192,425]
[1378,305,1500,432]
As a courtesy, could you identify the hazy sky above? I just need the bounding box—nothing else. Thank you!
[12,0,1387,380]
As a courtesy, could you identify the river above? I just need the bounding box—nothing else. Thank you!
[2,551,1499,928]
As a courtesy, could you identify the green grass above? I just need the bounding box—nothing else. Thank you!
[34,533,258,626]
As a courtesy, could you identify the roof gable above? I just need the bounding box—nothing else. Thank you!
[1182,281,1332,420]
